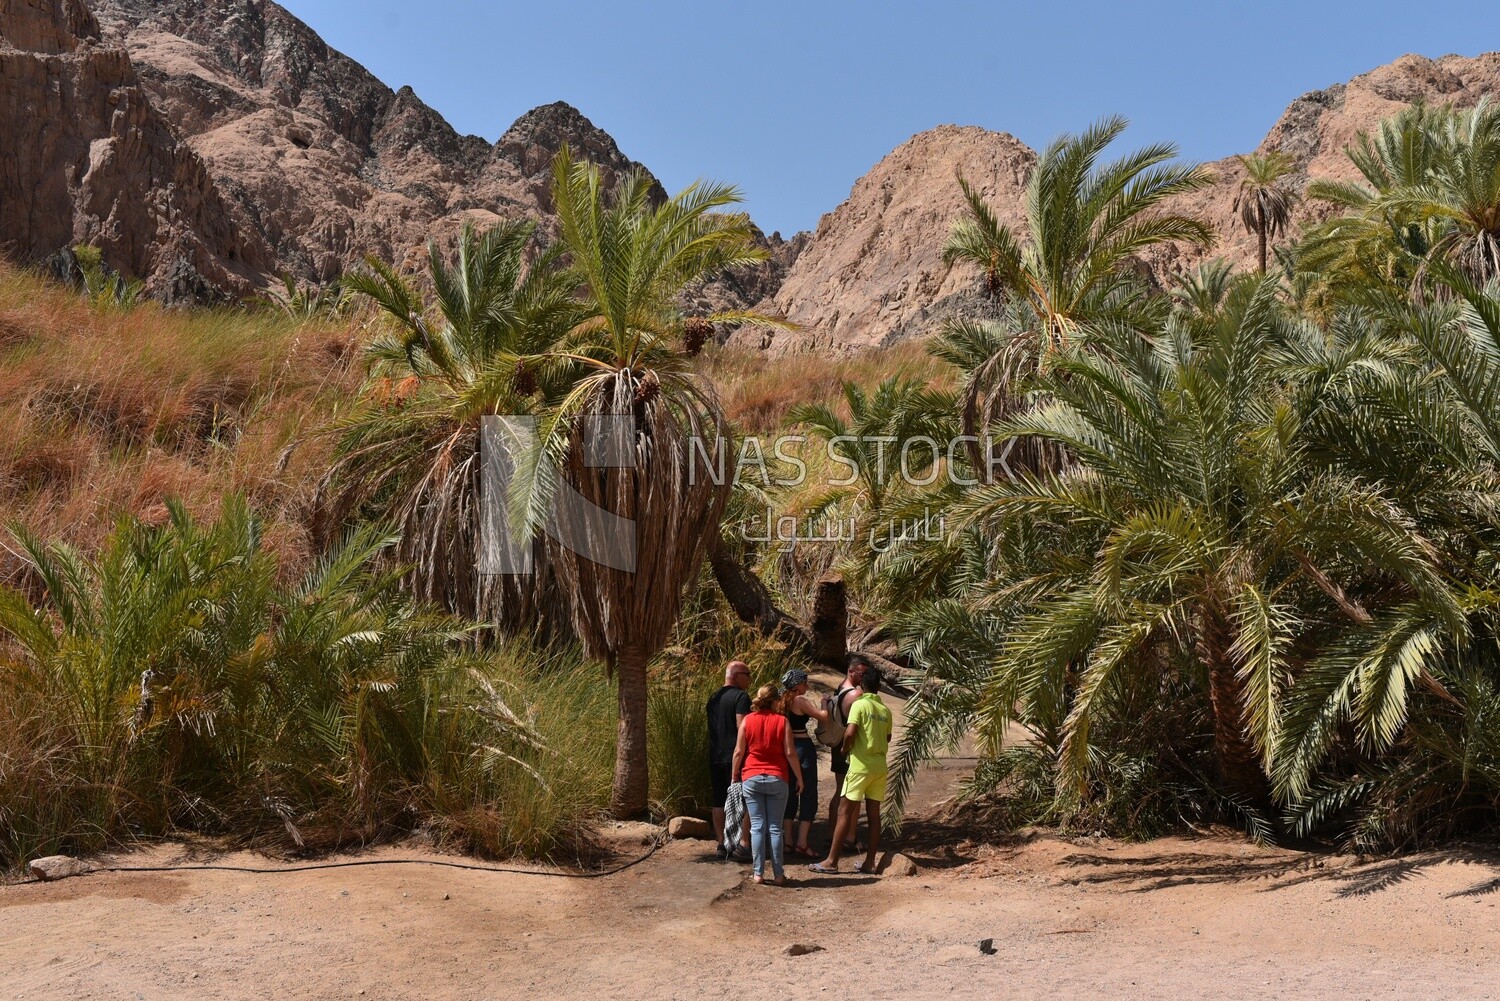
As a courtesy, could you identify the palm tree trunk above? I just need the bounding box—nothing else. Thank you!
[809,576,848,668]
[611,643,651,819]
[1198,606,1270,806]
[708,541,813,652]
[1257,205,1268,275]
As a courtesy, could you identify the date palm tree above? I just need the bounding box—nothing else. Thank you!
[518,148,774,817]
[944,115,1214,340]
[930,282,1457,808]
[328,220,577,629]
[1397,98,1500,283]
[1233,151,1299,274]
[1275,263,1500,833]
[940,116,1214,476]
[1299,101,1500,297]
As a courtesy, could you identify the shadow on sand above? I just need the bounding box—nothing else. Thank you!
[1054,842,1500,899]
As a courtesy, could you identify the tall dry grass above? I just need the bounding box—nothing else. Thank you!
[703,339,953,434]
[0,262,362,584]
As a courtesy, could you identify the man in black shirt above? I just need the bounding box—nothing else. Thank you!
[707,660,752,856]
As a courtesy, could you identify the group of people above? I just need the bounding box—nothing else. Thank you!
[706,655,893,885]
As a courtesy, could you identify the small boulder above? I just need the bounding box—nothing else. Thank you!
[666,816,714,841]
[978,938,997,955]
[28,855,92,881]
[880,853,920,877]
[784,943,824,957]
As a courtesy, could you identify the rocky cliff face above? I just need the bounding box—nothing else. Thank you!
[741,125,1034,352]
[0,0,267,300]
[86,0,663,284]
[758,52,1500,353]
[4,0,786,307]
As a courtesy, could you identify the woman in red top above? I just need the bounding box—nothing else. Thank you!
[732,684,804,885]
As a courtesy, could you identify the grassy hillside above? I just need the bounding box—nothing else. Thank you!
[0,263,937,870]
[0,261,936,574]
[0,263,363,586]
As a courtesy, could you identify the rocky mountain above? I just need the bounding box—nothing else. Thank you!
[756,52,1500,353]
[732,125,1035,352]
[0,0,268,300]
[84,0,661,283]
[4,0,1497,342]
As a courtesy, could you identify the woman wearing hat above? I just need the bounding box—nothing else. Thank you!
[779,668,829,859]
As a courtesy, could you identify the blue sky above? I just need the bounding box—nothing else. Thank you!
[284,0,1496,235]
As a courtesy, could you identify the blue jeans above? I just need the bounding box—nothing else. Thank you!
[743,773,790,878]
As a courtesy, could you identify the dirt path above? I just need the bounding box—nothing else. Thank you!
[4,683,1499,999]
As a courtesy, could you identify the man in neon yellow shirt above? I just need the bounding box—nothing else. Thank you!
[810,665,892,875]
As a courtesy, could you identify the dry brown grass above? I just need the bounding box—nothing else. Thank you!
[0,264,954,581]
[702,339,955,434]
[0,262,362,582]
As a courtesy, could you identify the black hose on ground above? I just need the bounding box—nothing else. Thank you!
[9,835,666,886]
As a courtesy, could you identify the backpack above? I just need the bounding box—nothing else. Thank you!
[817,684,855,749]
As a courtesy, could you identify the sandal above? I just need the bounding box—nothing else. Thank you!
[807,862,839,875]
[852,860,875,874]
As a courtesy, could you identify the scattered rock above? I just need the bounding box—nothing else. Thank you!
[784,943,824,957]
[666,816,714,841]
[977,938,996,956]
[880,853,920,877]
[28,855,92,881]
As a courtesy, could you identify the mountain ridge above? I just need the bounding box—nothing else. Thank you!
[758,50,1500,352]
[86,0,659,282]
[3,0,1497,345]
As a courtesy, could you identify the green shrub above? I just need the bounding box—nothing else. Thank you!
[73,245,143,310]
[0,498,750,871]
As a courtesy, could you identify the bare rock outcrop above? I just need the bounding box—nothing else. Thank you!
[1162,52,1500,275]
[743,126,1035,353]
[0,0,267,300]
[7,0,793,308]
[752,52,1500,354]
[86,0,670,285]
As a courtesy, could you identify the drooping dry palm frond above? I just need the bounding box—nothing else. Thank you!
[320,397,563,632]
[323,220,577,632]
[546,370,730,669]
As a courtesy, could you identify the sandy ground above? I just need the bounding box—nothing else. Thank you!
[4,679,1499,1000]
